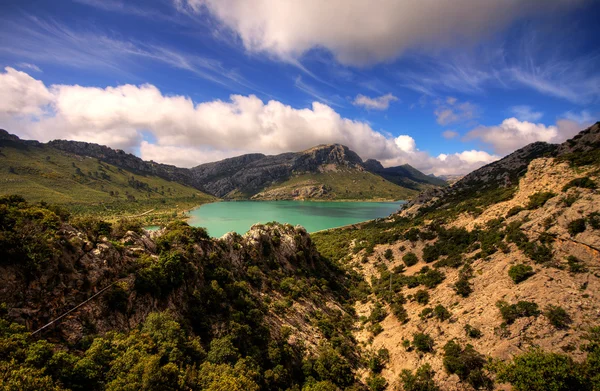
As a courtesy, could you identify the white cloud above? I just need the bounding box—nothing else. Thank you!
[442,130,459,139]
[17,63,42,72]
[394,135,416,152]
[511,105,543,121]
[434,97,477,125]
[465,117,592,155]
[562,110,594,124]
[353,93,398,110]
[182,0,584,67]
[0,67,503,175]
[0,67,53,117]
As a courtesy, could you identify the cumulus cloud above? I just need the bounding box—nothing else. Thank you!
[182,0,584,66]
[442,130,459,139]
[0,67,500,175]
[465,117,591,155]
[0,67,53,117]
[511,105,543,121]
[353,93,398,110]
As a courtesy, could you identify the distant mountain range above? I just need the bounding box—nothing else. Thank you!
[1,129,445,207]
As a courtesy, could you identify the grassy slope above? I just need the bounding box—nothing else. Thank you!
[257,170,417,201]
[0,143,215,223]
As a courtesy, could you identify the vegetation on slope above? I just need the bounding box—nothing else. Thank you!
[253,170,417,201]
[0,140,214,224]
[0,196,370,390]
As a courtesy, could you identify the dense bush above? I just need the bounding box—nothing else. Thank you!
[383,249,393,261]
[418,268,445,289]
[493,348,591,391]
[454,264,474,297]
[414,290,430,305]
[567,255,587,273]
[526,192,556,210]
[443,340,492,390]
[399,364,439,391]
[368,348,389,373]
[562,177,597,192]
[433,304,451,322]
[508,264,535,283]
[402,252,419,267]
[567,218,587,236]
[544,305,572,330]
[506,206,525,218]
[412,333,434,353]
[366,374,387,391]
[464,324,482,339]
[496,300,540,324]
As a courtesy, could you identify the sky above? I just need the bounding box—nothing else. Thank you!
[0,0,599,175]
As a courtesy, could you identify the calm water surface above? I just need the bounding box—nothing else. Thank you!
[187,200,405,237]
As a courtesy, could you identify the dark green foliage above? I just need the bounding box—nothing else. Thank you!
[544,305,572,330]
[402,252,419,267]
[567,218,587,236]
[496,300,540,324]
[442,340,492,390]
[368,348,389,373]
[493,348,591,391]
[391,302,409,323]
[567,256,587,273]
[104,282,129,313]
[589,212,600,230]
[417,268,445,289]
[366,373,387,391]
[526,192,556,210]
[368,302,387,323]
[0,196,62,271]
[383,249,393,261]
[414,289,429,305]
[506,206,525,218]
[508,264,535,283]
[135,250,189,297]
[562,177,597,192]
[433,305,451,322]
[412,333,434,353]
[453,264,473,297]
[464,324,482,339]
[419,307,433,320]
[399,364,440,391]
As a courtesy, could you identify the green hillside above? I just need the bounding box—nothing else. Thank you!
[253,170,417,200]
[0,141,215,223]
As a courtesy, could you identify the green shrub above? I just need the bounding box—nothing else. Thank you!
[526,192,556,210]
[369,323,383,336]
[412,333,434,353]
[433,304,451,321]
[368,302,387,323]
[391,302,409,323]
[419,307,433,320]
[384,249,394,261]
[588,212,600,229]
[508,264,535,283]
[402,252,419,267]
[506,206,525,218]
[493,348,589,391]
[544,305,572,329]
[567,218,587,236]
[366,374,387,391]
[418,269,445,289]
[567,255,587,273]
[562,177,597,192]
[414,289,430,305]
[368,348,390,373]
[465,324,482,339]
[399,364,439,391]
[443,340,492,390]
[496,300,540,324]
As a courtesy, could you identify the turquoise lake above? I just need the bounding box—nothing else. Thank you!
[187,200,405,237]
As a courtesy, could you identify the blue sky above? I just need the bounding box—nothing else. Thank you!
[0,0,598,174]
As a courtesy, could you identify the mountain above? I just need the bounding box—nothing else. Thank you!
[0,130,215,223]
[311,121,600,389]
[10,131,441,201]
[1,122,599,390]
[363,159,447,189]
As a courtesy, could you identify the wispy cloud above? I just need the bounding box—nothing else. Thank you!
[16,62,42,72]
[511,105,543,121]
[294,76,343,107]
[396,35,600,104]
[434,97,478,126]
[0,15,258,92]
